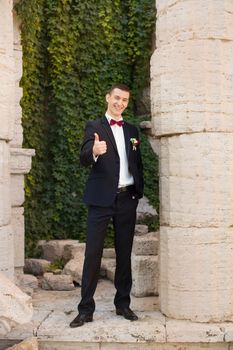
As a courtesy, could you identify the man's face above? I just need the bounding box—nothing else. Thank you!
[106,88,130,119]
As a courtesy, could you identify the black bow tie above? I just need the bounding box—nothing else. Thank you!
[110,119,124,127]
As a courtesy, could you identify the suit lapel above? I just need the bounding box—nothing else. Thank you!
[101,116,118,153]
[123,122,130,158]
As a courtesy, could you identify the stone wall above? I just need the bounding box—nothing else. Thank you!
[0,0,34,335]
[0,0,34,278]
[0,0,16,280]
[151,0,233,322]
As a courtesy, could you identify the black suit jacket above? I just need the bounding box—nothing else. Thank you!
[80,116,144,207]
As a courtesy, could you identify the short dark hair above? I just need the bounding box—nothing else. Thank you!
[108,83,130,95]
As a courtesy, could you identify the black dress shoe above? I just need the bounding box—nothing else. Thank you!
[116,307,138,321]
[69,313,93,328]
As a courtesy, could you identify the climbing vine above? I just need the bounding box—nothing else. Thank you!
[15,0,158,256]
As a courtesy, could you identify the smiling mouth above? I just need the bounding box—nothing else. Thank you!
[114,105,123,110]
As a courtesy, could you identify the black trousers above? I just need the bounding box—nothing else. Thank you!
[78,189,138,315]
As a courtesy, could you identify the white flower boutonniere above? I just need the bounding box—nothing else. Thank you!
[130,137,140,151]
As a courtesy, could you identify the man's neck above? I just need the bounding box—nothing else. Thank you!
[105,112,123,121]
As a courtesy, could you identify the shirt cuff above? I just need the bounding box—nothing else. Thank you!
[93,154,99,162]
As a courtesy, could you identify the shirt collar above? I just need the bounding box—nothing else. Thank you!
[105,113,123,124]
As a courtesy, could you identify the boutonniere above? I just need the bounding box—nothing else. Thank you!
[130,138,140,151]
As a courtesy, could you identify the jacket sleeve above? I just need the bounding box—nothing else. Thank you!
[80,121,96,167]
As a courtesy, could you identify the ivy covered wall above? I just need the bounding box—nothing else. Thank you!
[16,0,158,256]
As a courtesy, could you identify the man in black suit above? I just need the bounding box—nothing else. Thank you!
[70,83,144,327]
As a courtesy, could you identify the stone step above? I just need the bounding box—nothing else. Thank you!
[1,280,233,350]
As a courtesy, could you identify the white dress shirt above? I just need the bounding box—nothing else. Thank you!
[105,113,134,187]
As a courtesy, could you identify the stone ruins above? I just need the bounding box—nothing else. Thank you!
[0,0,34,335]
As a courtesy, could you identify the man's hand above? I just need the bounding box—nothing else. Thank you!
[93,133,107,156]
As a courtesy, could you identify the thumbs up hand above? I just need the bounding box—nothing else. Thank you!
[93,133,107,156]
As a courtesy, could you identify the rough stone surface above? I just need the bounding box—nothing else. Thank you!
[0,142,11,227]
[166,319,224,343]
[15,273,38,291]
[102,248,115,259]
[100,258,116,279]
[159,226,233,322]
[37,240,80,262]
[0,272,33,336]
[10,176,24,207]
[137,196,158,220]
[41,273,75,291]
[132,232,159,256]
[10,10,23,148]
[0,0,14,141]
[0,0,34,285]
[24,259,51,277]
[62,241,82,262]
[7,337,38,350]
[136,86,151,116]
[0,225,14,280]
[62,250,84,284]
[2,279,232,350]
[134,225,148,236]
[106,266,115,283]
[132,255,158,297]
[11,207,24,268]
[151,3,233,136]
[10,149,35,175]
[160,134,233,227]
[151,0,233,323]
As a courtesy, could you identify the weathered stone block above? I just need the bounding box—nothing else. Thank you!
[24,259,51,276]
[137,196,158,220]
[0,0,14,141]
[37,240,80,262]
[134,224,148,236]
[0,225,14,280]
[11,207,24,268]
[0,271,33,335]
[15,273,38,291]
[160,133,233,227]
[41,273,74,291]
[159,226,233,322]
[132,255,158,297]
[101,257,116,269]
[11,175,24,207]
[133,232,159,256]
[166,318,224,343]
[106,266,115,282]
[151,40,233,136]
[101,257,116,280]
[7,337,38,350]
[102,248,116,259]
[62,250,84,284]
[10,148,35,175]
[63,242,84,262]
[10,14,23,148]
[156,0,233,46]
[0,141,11,226]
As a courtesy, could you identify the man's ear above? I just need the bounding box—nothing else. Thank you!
[106,93,110,103]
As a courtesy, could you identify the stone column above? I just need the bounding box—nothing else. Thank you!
[151,0,233,322]
[0,0,15,280]
[11,5,35,272]
[0,1,34,335]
